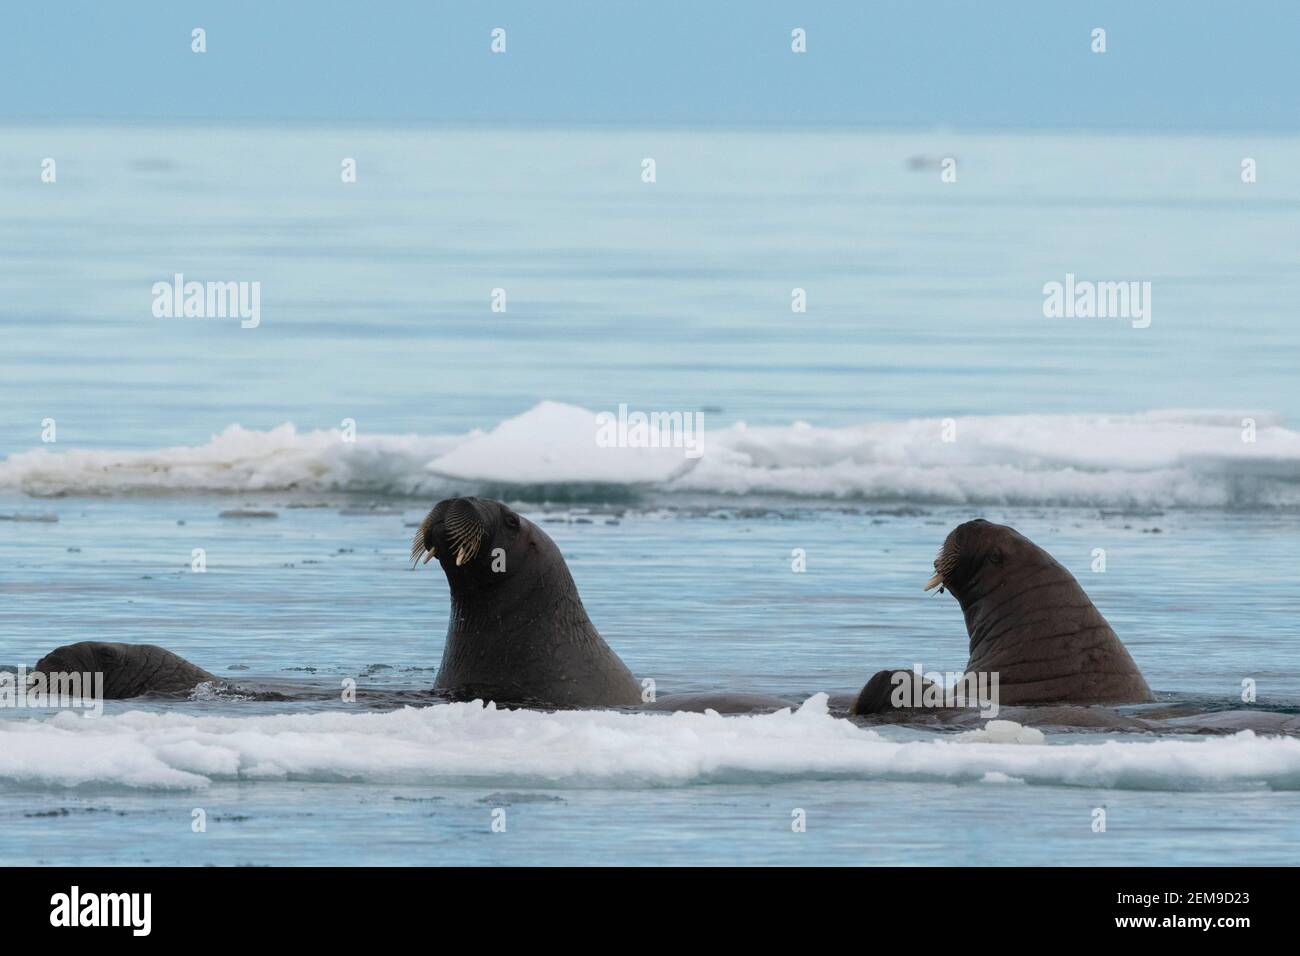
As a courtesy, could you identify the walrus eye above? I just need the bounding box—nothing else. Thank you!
[503,513,520,531]
[988,548,1004,566]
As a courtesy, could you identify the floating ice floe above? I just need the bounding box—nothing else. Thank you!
[1,693,1298,793]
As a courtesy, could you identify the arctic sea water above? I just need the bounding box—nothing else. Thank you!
[1,127,1299,866]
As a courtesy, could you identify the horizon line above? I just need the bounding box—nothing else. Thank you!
[3,117,1299,137]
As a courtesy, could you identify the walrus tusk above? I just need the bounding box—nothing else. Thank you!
[422,549,436,565]
[924,572,944,591]
[455,546,469,567]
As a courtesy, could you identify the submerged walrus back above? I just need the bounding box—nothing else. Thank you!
[33,641,217,699]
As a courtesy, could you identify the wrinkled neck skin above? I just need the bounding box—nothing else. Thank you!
[952,551,1067,660]
[951,551,1153,706]
[433,539,641,709]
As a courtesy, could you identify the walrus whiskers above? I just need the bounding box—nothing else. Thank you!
[924,536,960,592]
[444,508,484,566]
[410,515,438,567]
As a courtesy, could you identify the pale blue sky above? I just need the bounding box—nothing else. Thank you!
[1,1,1296,129]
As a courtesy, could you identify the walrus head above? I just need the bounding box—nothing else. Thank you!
[923,518,1044,603]
[33,641,125,678]
[411,497,642,708]
[410,496,528,584]
[412,496,585,608]
[924,519,1154,706]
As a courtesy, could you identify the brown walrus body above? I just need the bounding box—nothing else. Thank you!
[853,520,1153,715]
[412,496,643,708]
[851,669,939,716]
[32,641,218,699]
[926,519,1153,706]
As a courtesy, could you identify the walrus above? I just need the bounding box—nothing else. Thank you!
[31,642,218,699]
[922,518,1153,706]
[851,669,940,717]
[411,496,644,708]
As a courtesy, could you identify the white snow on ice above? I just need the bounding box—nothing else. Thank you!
[1,694,1297,793]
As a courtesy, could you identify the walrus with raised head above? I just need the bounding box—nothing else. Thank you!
[31,642,218,699]
[411,496,644,708]
[927,518,1152,706]
[853,519,1153,715]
